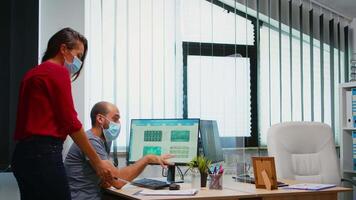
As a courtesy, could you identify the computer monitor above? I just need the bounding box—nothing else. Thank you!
[128,119,200,182]
[199,120,224,163]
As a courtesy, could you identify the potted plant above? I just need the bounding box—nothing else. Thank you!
[188,156,212,187]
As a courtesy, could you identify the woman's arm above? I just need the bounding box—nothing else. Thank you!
[47,67,113,182]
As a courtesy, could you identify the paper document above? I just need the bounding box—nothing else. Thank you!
[137,189,198,196]
[283,183,336,191]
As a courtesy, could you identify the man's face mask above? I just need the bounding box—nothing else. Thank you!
[101,116,121,142]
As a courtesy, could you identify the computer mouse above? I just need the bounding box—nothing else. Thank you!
[169,183,180,190]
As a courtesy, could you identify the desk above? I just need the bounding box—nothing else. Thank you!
[103,176,351,200]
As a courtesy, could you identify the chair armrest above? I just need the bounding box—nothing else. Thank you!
[341,178,356,186]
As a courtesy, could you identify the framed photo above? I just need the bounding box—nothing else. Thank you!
[252,157,278,190]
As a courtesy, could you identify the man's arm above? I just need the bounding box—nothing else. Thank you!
[102,154,173,189]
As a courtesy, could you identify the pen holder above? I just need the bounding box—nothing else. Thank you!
[208,173,223,190]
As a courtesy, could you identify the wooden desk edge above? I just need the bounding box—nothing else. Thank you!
[103,180,353,200]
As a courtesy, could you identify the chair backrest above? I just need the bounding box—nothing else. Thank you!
[267,121,341,185]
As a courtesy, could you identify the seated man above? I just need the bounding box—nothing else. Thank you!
[64,101,172,200]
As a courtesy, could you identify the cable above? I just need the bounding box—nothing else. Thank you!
[161,168,167,177]
[176,166,184,181]
[161,166,187,181]
[183,167,190,177]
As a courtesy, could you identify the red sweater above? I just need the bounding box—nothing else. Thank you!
[14,61,82,141]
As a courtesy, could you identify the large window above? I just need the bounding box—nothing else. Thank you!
[85,0,256,149]
[85,0,349,149]
[181,0,256,142]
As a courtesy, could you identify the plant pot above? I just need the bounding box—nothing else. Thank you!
[200,172,208,187]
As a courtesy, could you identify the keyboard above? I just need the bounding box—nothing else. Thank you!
[131,178,170,190]
[233,176,288,187]
[233,176,255,184]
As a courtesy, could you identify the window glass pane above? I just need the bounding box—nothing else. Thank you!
[188,56,251,137]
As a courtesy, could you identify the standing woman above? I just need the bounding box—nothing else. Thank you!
[11,28,112,200]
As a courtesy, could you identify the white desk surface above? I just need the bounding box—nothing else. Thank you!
[104,175,352,200]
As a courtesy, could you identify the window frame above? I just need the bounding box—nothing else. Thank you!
[182,41,258,148]
[181,0,261,148]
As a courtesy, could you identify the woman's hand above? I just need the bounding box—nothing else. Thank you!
[70,129,114,183]
[94,160,114,183]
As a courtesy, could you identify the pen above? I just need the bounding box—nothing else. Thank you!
[208,167,213,174]
[218,166,224,174]
[210,166,215,174]
[219,169,224,174]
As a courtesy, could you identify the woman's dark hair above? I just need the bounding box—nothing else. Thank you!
[42,27,88,81]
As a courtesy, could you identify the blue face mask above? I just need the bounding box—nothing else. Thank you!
[103,120,121,142]
[64,56,82,74]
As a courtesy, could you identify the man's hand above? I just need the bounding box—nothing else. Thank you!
[100,180,112,189]
[93,160,114,183]
[146,154,174,168]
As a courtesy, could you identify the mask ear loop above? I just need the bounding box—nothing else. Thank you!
[97,114,108,132]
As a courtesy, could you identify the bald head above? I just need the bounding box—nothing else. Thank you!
[90,101,120,126]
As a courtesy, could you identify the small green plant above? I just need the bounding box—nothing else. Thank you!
[188,156,212,174]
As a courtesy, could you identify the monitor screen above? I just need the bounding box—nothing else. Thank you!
[128,119,200,164]
[200,120,224,163]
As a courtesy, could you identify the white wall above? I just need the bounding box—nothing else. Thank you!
[39,0,85,159]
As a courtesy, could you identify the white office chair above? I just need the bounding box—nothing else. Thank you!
[267,121,351,185]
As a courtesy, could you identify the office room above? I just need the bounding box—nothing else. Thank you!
[1,0,356,199]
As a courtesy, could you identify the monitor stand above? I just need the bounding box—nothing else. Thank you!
[166,165,184,183]
[167,165,175,183]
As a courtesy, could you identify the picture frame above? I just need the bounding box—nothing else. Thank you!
[252,157,278,190]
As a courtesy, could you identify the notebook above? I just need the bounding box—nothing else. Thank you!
[137,189,198,196]
[283,183,336,191]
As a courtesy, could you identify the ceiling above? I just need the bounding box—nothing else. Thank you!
[313,0,356,19]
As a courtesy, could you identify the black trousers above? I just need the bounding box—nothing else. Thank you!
[12,136,71,200]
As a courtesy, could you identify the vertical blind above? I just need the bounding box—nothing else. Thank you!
[230,0,349,146]
[84,0,351,148]
[85,0,181,148]
[84,0,255,148]
[181,0,254,137]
